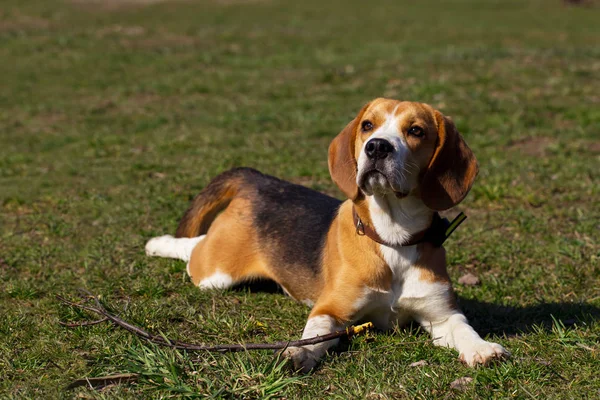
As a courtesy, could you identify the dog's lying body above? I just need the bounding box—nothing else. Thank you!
[146,98,509,372]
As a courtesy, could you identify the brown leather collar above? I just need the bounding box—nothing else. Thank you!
[352,206,437,247]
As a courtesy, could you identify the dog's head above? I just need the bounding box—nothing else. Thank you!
[328,98,478,211]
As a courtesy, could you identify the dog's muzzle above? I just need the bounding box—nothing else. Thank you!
[359,139,409,197]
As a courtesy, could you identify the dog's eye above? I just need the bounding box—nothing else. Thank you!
[361,120,374,132]
[408,126,424,137]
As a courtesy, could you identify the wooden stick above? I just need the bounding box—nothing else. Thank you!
[59,317,108,327]
[57,292,374,353]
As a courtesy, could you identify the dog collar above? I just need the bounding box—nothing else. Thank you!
[352,207,467,247]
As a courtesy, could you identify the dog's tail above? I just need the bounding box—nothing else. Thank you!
[175,168,247,238]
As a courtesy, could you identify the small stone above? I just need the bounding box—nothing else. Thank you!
[450,377,473,390]
[458,273,481,286]
[324,384,336,392]
[151,172,167,179]
[409,360,428,367]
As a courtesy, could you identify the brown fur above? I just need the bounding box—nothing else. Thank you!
[310,201,392,323]
[327,104,368,201]
[420,111,479,211]
[176,170,244,238]
[415,243,451,284]
[186,196,273,286]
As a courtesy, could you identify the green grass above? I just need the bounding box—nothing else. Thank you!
[1,0,599,398]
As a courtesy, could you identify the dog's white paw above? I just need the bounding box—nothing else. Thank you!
[459,341,510,367]
[145,235,173,256]
[282,346,318,373]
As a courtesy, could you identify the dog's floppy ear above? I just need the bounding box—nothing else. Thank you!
[420,111,479,211]
[328,102,370,200]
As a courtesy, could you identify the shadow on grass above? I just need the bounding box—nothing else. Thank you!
[232,279,284,294]
[459,297,600,337]
[233,280,600,338]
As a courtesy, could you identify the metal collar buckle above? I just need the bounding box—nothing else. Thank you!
[355,217,365,236]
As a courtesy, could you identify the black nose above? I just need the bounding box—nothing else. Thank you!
[365,139,393,160]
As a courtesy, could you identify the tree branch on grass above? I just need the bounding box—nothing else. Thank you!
[58,317,108,327]
[57,290,374,353]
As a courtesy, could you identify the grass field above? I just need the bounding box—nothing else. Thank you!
[1,0,599,398]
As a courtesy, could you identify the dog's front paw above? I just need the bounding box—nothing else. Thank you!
[459,341,510,367]
[282,346,318,373]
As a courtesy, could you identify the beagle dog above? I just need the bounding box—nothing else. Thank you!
[145,98,510,372]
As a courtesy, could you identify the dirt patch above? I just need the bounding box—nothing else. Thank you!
[12,112,70,134]
[92,20,198,49]
[120,33,197,49]
[71,0,175,11]
[73,0,170,5]
[508,137,556,157]
[587,141,600,153]
[121,93,165,113]
[0,11,50,33]
[96,25,146,37]
[84,92,195,116]
[73,0,267,10]
[210,0,269,4]
[36,112,68,125]
[0,258,10,272]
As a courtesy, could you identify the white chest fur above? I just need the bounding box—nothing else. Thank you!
[353,244,417,327]
[358,243,451,328]
[368,195,432,246]
[354,194,449,328]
